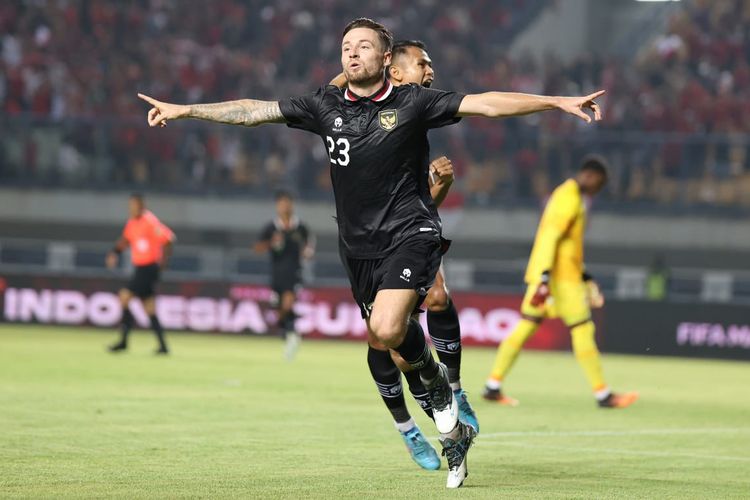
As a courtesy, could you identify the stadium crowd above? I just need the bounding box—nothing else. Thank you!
[1,0,749,209]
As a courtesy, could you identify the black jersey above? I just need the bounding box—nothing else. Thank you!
[258,218,310,282]
[279,80,464,259]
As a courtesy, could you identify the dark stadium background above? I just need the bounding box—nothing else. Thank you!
[1,0,749,356]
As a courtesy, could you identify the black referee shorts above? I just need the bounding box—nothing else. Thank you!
[342,233,443,319]
[126,263,161,299]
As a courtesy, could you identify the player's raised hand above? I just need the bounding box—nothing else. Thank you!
[430,156,454,184]
[137,93,189,127]
[587,280,605,308]
[530,271,551,307]
[556,90,605,123]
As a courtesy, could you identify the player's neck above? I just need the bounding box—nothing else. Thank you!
[348,77,386,99]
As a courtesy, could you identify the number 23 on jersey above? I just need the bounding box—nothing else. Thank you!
[326,136,350,166]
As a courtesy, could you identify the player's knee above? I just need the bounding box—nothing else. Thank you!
[570,320,596,348]
[367,334,389,351]
[425,286,450,312]
[143,298,157,316]
[281,292,295,311]
[118,289,133,306]
[369,311,407,348]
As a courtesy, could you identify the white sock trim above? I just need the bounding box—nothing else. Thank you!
[595,387,612,401]
[450,381,462,392]
[395,418,416,434]
[485,378,501,391]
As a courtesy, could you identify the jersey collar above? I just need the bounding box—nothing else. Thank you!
[344,79,393,103]
[274,216,299,231]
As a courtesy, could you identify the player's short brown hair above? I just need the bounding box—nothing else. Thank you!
[342,18,393,53]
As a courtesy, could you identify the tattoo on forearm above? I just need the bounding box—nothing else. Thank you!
[188,100,284,127]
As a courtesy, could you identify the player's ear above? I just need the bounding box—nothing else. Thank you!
[383,51,392,67]
[389,64,401,82]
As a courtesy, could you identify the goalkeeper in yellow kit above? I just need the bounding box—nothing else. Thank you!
[483,156,638,409]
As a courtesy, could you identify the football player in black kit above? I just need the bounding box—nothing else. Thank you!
[255,190,314,361]
[330,40,477,471]
[138,17,603,489]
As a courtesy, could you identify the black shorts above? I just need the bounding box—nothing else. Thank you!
[271,269,301,297]
[126,263,160,299]
[342,233,443,319]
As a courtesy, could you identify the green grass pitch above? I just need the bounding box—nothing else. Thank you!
[1,325,749,499]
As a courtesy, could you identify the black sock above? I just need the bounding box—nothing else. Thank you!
[427,300,462,385]
[119,309,134,345]
[149,314,167,350]
[367,346,411,424]
[404,370,434,420]
[393,318,439,381]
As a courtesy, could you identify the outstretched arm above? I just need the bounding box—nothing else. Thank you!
[138,93,286,128]
[457,90,604,123]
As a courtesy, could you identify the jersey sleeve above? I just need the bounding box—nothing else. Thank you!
[412,85,465,129]
[278,86,327,134]
[533,187,579,273]
[155,221,175,245]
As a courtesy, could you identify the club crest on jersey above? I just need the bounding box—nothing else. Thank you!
[378,109,398,131]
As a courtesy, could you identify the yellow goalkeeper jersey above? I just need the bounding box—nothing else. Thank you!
[525,179,586,283]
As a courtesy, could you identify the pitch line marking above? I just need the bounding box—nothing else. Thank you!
[486,440,750,463]
[478,427,750,439]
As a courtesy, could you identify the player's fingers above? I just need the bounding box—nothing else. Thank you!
[570,106,591,123]
[591,102,602,121]
[138,93,160,106]
[147,108,161,127]
[431,156,449,168]
[586,90,606,101]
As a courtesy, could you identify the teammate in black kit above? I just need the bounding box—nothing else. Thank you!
[138,17,603,489]
[255,191,314,360]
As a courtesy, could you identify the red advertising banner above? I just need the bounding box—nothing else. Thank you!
[0,274,571,350]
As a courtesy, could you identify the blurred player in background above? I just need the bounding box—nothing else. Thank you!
[332,39,477,471]
[254,190,314,360]
[138,16,603,488]
[106,194,175,354]
[483,156,638,408]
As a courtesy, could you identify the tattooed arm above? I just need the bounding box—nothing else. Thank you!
[137,93,285,128]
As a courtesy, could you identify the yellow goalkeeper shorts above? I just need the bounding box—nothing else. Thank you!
[520,280,591,326]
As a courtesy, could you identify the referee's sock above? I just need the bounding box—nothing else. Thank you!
[393,318,440,382]
[427,299,462,390]
[117,309,134,347]
[367,346,412,426]
[149,314,168,352]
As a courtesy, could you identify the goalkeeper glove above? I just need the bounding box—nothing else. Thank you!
[530,271,551,307]
[583,271,605,308]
